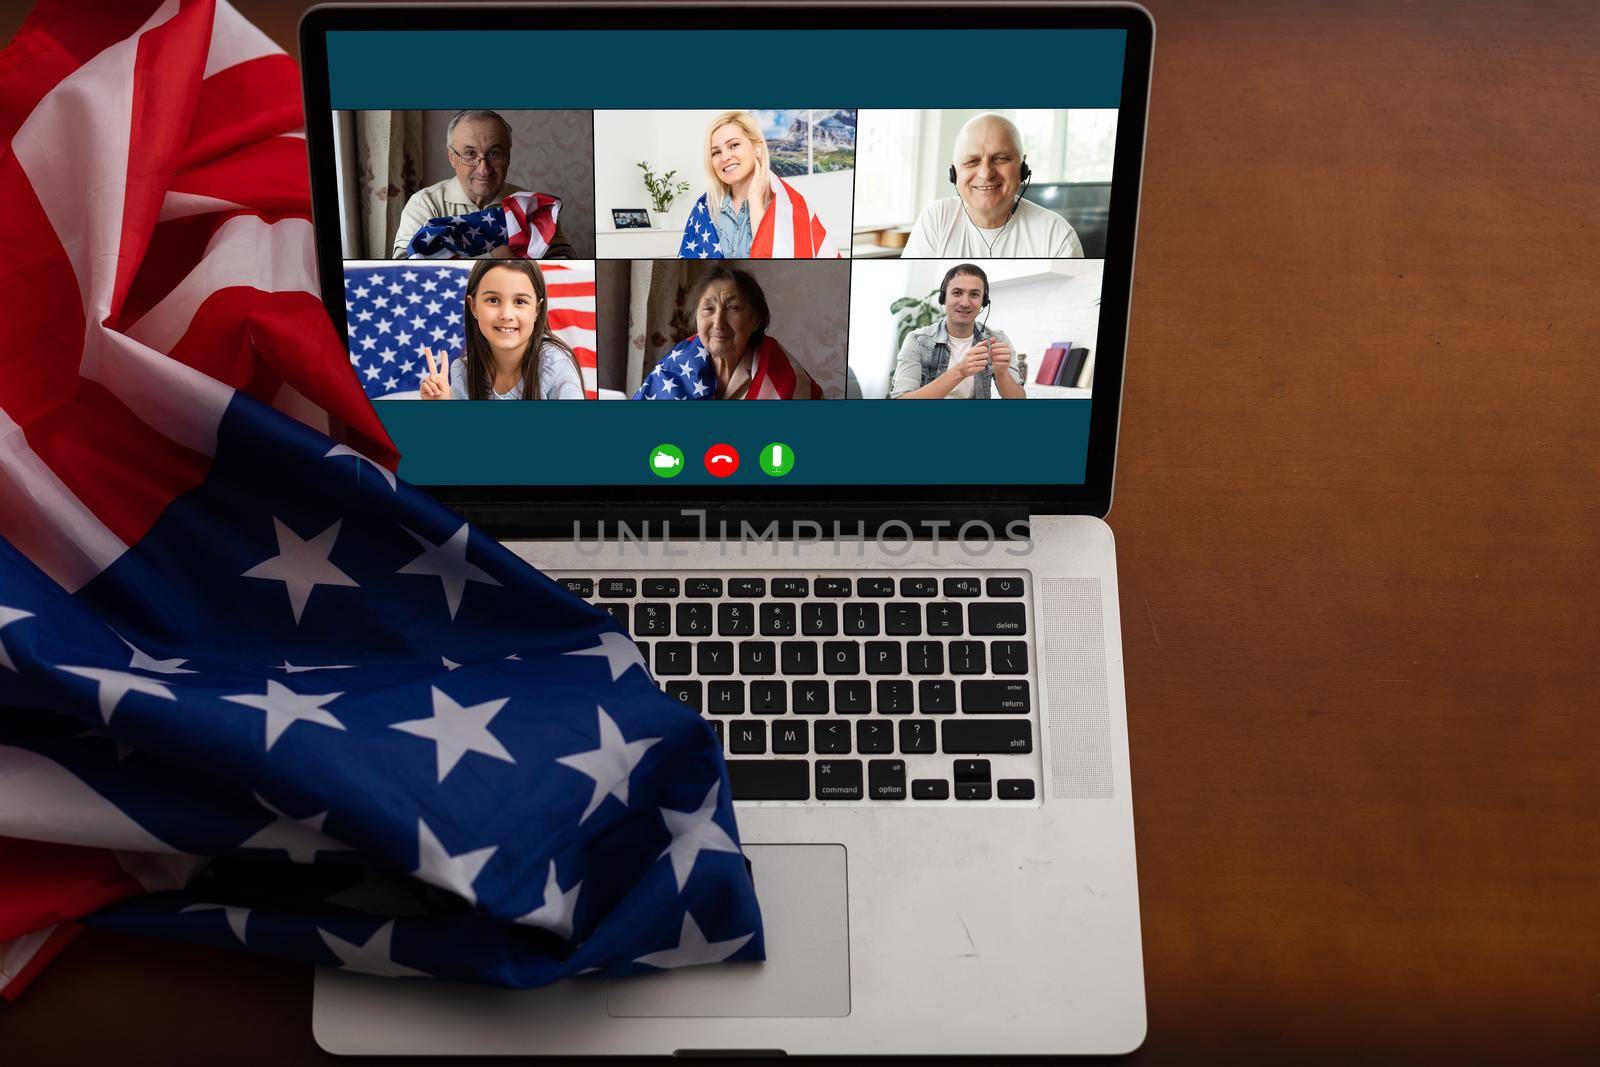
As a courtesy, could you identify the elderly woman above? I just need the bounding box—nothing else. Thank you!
[678,110,838,259]
[633,267,823,399]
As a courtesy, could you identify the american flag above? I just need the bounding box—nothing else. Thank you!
[635,335,825,400]
[0,0,759,999]
[678,177,839,259]
[345,261,599,399]
[402,192,562,260]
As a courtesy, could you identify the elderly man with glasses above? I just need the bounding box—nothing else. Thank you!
[390,109,575,259]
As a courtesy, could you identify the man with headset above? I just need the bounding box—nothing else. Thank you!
[890,263,1025,399]
[900,113,1084,259]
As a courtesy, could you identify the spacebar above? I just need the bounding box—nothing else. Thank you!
[726,760,811,800]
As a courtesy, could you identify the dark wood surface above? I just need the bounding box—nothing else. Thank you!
[2,1,1596,1063]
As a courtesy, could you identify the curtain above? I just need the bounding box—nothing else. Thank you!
[336,110,426,259]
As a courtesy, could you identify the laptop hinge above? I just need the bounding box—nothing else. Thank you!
[456,502,1032,542]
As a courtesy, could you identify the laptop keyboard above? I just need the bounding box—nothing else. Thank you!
[557,573,1039,804]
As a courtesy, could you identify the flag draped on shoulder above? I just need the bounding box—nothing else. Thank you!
[633,334,825,400]
[678,178,838,260]
[0,0,761,1000]
[404,191,562,260]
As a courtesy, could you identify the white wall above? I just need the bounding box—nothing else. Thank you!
[593,110,854,258]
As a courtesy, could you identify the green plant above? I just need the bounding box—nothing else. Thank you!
[890,287,943,353]
[637,162,690,214]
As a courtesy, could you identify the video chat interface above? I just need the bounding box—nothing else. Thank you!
[327,29,1130,488]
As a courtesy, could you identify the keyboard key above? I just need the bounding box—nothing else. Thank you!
[708,681,745,715]
[942,720,1033,754]
[793,680,829,714]
[856,720,894,754]
[599,578,635,598]
[780,641,818,675]
[598,603,629,631]
[868,759,908,800]
[954,758,990,781]
[558,577,593,598]
[926,603,963,635]
[676,602,713,636]
[759,602,797,636]
[801,602,839,636]
[815,577,853,597]
[998,779,1036,800]
[899,577,938,597]
[857,577,894,597]
[772,577,809,598]
[814,719,851,753]
[912,778,950,800]
[654,642,691,675]
[864,641,902,675]
[696,642,734,675]
[717,602,755,636]
[729,720,766,754]
[875,680,913,714]
[728,760,809,800]
[956,781,993,800]
[665,680,702,712]
[835,680,871,713]
[729,577,766,597]
[814,759,863,800]
[642,578,679,598]
[884,603,921,636]
[898,719,937,754]
[751,681,786,714]
[772,720,809,754]
[906,641,944,675]
[943,576,981,597]
[918,679,957,715]
[970,603,1027,635]
[961,680,1031,714]
[686,578,722,597]
[949,640,986,674]
[739,641,776,675]
[822,642,860,675]
[633,602,671,636]
[708,720,723,748]
[991,641,1029,675]
[843,603,879,636]
[986,577,1025,597]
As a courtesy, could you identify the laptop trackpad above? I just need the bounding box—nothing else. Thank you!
[606,843,849,1018]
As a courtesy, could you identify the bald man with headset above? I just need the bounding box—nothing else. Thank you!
[901,113,1084,259]
[890,263,1025,399]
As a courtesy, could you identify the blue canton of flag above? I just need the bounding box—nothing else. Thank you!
[0,391,764,986]
[633,336,717,400]
[406,206,508,259]
[344,264,470,399]
[677,196,726,260]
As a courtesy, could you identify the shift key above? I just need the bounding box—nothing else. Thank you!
[941,720,1033,754]
[961,680,1031,714]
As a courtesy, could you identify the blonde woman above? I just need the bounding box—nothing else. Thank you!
[677,110,839,259]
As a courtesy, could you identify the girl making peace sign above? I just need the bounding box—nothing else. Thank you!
[417,260,585,400]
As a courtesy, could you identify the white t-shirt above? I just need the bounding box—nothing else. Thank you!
[944,334,977,399]
[901,196,1084,259]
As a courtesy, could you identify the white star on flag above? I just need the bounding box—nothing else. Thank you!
[318,920,430,978]
[555,706,661,823]
[516,860,581,940]
[181,903,251,943]
[390,686,514,783]
[0,605,33,671]
[276,661,355,674]
[116,633,195,674]
[414,818,497,905]
[398,522,501,619]
[634,913,753,970]
[57,666,176,724]
[658,782,741,891]
[221,679,346,751]
[324,443,397,490]
[563,631,646,682]
[242,517,359,624]
[239,792,350,863]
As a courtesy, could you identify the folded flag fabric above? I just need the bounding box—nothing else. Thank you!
[633,334,825,400]
[405,192,562,259]
[679,177,839,259]
[0,0,761,1000]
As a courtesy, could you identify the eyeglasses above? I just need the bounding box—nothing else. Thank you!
[450,146,507,167]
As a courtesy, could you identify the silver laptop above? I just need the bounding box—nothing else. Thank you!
[299,2,1153,1055]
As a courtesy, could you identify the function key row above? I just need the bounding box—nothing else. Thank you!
[559,576,1026,600]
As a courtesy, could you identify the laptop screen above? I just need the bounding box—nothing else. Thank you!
[310,13,1146,500]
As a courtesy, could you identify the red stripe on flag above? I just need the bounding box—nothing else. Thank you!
[788,185,810,257]
[810,213,828,259]
[180,54,302,172]
[0,837,145,941]
[543,282,595,298]
[546,309,597,331]
[0,924,80,1001]
[750,200,775,258]
[170,136,310,216]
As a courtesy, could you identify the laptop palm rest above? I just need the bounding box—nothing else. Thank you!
[606,843,849,1018]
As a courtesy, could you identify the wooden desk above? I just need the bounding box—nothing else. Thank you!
[2,2,1595,1063]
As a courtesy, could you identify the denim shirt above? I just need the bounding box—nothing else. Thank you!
[889,319,1019,399]
[714,197,754,259]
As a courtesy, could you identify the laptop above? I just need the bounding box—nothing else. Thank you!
[299,2,1153,1055]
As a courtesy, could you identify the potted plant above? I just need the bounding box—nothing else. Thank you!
[890,287,943,353]
[638,162,690,216]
